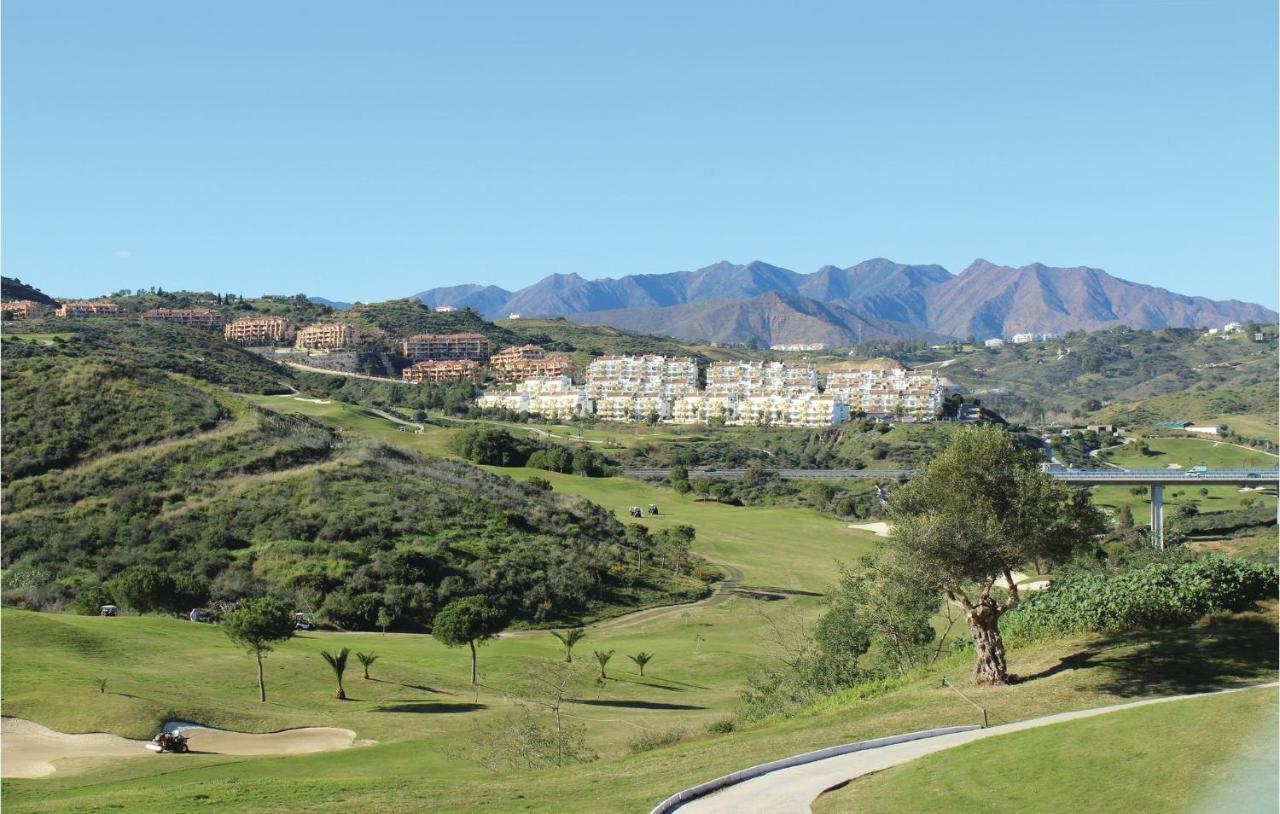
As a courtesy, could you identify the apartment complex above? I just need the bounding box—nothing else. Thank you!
[705,360,817,398]
[295,322,356,349]
[402,359,484,384]
[489,344,577,382]
[402,332,491,361]
[823,361,941,420]
[583,355,698,398]
[141,307,224,330]
[477,376,587,421]
[735,393,850,427]
[55,301,123,318]
[671,393,736,425]
[1,300,52,320]
[224,316,296,345]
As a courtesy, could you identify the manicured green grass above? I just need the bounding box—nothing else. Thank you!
[815,685,1278,814]
[3,607,1274,813]
[1092,436,1277,520]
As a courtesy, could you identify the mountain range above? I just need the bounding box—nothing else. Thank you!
[412,259,1277,345]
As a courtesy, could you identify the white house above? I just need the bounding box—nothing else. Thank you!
[984,338,1005,348]
[1010,333,1035,344]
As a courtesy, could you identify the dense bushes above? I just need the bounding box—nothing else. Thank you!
[449,427,612,476]
[1003,555,1278,639]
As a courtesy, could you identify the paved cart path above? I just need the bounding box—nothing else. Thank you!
[669,682,1278,813]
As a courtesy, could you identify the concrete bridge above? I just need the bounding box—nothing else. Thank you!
[622,467,1280,550]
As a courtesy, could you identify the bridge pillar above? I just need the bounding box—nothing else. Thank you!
[1150,484,1164,550]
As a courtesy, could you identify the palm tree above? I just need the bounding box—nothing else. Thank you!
[356,651,378,679]
[550,628,587,663]
[320,648,350,700]
[593,649,615,680]
[628,652,654,677]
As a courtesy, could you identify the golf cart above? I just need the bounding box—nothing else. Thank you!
[146,729,189,754]
[188,608,218,623]
[99,604,118,617]
[293,612,317,631]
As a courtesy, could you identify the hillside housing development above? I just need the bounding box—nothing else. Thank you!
[141,307,224,330]
[402,359,485,383]
[477,355,942,426]
[55,301,123,318]
[489,344,577,382]
[224,315,296,345]
[402,332,491,361]
[1,300,52,320]
[295,322,356,349]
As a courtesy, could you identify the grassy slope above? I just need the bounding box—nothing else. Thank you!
[2,607,1274,813]
[1092,436,1278,519]
[816,684,1278,814]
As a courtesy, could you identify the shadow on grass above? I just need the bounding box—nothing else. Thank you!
[1020,614,1278,696]
[734,585,823,597]
[370,702,485,714]
[571,699,706,710]
[607,677,685,692]
[369,678,452,695]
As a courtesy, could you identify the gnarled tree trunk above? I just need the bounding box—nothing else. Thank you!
[967,598,1009,685]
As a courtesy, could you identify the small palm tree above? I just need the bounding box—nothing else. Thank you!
[356,651,378,679]
[593,649,615,680]
[550,628,587,663]
[629,652,654,677]
[321,648,350,700]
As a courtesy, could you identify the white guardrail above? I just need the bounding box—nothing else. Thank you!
[648,725,981,814]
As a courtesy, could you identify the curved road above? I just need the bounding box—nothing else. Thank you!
[669,682,1277,813]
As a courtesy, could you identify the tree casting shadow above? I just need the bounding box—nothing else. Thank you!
[571,699,706,710]
[1019,615,1277,696]
[371,702,486,714]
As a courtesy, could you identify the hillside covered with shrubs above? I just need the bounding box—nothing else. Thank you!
[0,323,704,629]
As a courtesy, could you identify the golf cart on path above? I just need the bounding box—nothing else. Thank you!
[293,612,317,631]
[146,729,189,753]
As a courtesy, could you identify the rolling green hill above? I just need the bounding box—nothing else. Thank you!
[0,322,698,628]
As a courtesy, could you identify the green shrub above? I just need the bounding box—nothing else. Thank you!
[627,727,687,754]
[1003,555,1278,640]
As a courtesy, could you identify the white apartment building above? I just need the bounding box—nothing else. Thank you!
[705,360,818,398]
[984,338,1005,348]
[477,376,588,420]
[733,393,849,427]
[824,363,942,421]
[770,343,827,352]
[1010,333,1035,344]
[584,355,698,398]
[594,393,671,423]
[671,394,736,425]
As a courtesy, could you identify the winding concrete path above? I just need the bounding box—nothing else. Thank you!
[668,682,1277,813]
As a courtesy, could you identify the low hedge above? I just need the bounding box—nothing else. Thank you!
[1003,555,1278,640]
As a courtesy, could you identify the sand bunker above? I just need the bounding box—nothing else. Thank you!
[1,717,361,779]
[847,521,892,538]
[1,718,144,778]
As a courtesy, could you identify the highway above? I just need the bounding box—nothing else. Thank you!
[623,467,1280,485]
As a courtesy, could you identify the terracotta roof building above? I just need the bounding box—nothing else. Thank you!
[224,315,296,345]
[402,359,484,383]
[295,322,356,349]
[141,307,224,330]
[402,332,491,361]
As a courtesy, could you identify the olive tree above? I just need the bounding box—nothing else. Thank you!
[888,425,1103,684]
[221,597,295,702]
[432,596,509,696]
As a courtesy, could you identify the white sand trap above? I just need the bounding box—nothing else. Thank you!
[847,521,891,537]
[292,397,332,404]
[1,717,362,779]
[2,717,146,778]
[161,721,359,755]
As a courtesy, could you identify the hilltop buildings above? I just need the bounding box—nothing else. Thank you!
[141,307,224,330]
[477,376,588,420]
[402,332,491,361]
[402,359,484,383]
[224,315,295,345]
[823,361,942,421]
[55,301,123,318]
[489,344,577,382]
[1,300,52,320]
[295,322,355,349]
[479,354,941,426]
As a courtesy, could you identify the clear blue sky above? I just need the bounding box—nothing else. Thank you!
[4,1,1276,306]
